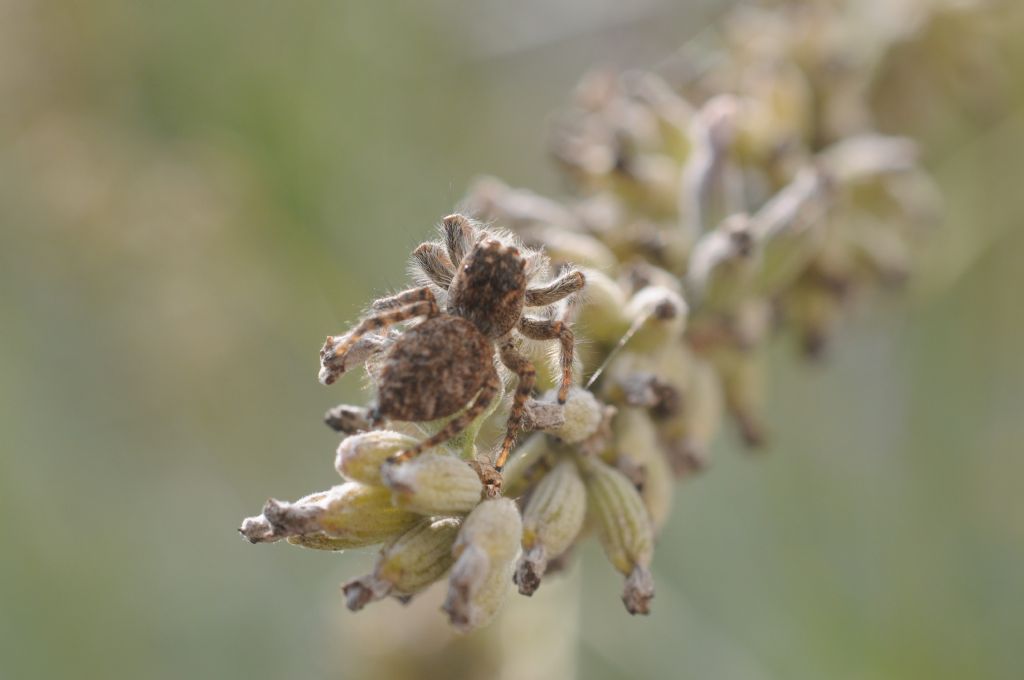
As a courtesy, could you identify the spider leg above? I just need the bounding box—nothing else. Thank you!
[525,270,585,307]
[411,242,454,289]
[328,288,439,365]
[519,316,575,404]
[388,368,501,463]
[442,213,475,266]
[495,339,537,471]
[370,286,438,311]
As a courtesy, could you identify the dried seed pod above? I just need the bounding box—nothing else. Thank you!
[335,430,420,485]
[381,453,484,515]
[613,407,674,533]
[342,517,462,611]
[444,498,522,631]
[516,458,587,595]
[239,483,420,549]
[579,455,655,614]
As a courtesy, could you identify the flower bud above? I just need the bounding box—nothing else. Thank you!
[538,387,603,444]
[575,269,631,343]
[625,285,688,350]
[464,175,581,233]
[499,433,555,499]
[341,517,462,611]
[454,497,522,564]
[661,356,723,475]
[444,553,514,633]
[444,498,522,631]
[516,458,587,595]
[580,456,655,614]
[750,167,829,295]
[687,214,756,311]
[239,483,420,550]
[287,533,370,551]
[335,430,420,486]
[613,408,674,533]
[521,225,617,270]
[710,346,767,447]
[381,453,484,515]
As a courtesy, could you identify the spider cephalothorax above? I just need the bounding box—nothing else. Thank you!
[321,214,585,477]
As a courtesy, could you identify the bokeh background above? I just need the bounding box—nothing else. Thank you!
[2,1,1023,678]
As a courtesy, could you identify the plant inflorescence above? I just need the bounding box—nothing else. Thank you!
[240,0,946,632]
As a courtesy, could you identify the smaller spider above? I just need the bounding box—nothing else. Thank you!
[321,214,585,476]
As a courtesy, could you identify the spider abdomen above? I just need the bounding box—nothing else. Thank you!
[376,315,496,422]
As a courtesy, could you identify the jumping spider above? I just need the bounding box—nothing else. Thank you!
[321,214,585,482]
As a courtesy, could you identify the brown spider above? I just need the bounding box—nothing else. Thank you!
[321,214,585,475]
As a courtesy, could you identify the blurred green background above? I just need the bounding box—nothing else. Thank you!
[2,1,1022,678]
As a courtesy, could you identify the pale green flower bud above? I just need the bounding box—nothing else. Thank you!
[516,458,587,595]
[335,430,419,486]
[661,355,723,475]
[445,498,522,631]
[817,133,918,186]
[454,497,522,564]
[499,433,555,499]
[749,167,829,295]
[687,214,756,311]
[238,483,420,550]
[575,268,631,343]
[711,346,767,447]
[613,407,674,533]
[538,387,603,444]
[521,225,617,271]
[381,453,484,515]
[342,517,462,611]
[625,285,688,350]
[580,455,655,614]
[444,553,515,633]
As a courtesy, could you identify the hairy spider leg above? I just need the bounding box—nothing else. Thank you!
[411,242,454,289]
[387,368,501,463]
[525,270,585,307]
[442,214,476,266]
[519,316,575,404]
[494,339,537,471]
[333,287,439,357]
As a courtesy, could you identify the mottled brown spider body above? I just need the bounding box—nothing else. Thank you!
[322,214,585,476]
[375,315,496,422]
